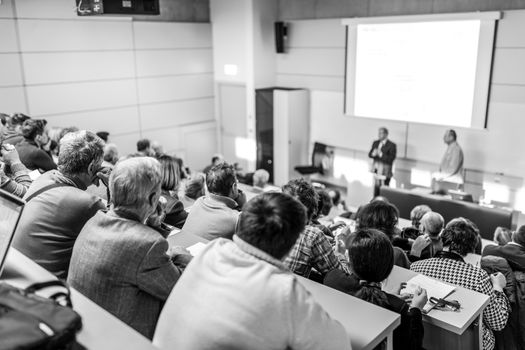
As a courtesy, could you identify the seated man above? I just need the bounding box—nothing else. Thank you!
[153,192,351,350]
[181,163,246,240]
[282,179,348,278]
[483,225,525,271]
[410,211,445,260]
[251,168,270,193]
[68,157,189,339]
[13,131,106,278]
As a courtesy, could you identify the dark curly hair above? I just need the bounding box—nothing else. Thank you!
[206,163,237,197]
[441,217,479,256]
[356,200,399,239]
[282,178,318,221]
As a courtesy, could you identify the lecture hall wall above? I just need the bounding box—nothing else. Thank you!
[0,0,215,170]
[275,0,525,211]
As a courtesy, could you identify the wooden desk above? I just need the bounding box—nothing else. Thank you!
[168,231,401,350]
[1,249,159,350]
[383,266,490,350]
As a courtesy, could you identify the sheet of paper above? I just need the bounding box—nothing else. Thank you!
[401,274,456,313]
[28,170,41,181]
[187,242,207,257]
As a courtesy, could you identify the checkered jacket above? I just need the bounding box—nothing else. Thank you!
[411,257,510,350]
[283,225,349,278]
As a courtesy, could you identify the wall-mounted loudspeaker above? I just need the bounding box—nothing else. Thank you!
[274,22,288,53]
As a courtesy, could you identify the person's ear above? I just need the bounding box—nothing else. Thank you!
[148,191,157,208]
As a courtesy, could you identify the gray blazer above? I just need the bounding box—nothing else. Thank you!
[68,210,181,339]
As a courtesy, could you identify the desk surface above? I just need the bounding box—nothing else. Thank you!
[169,231,401,350]
[2,249,158,350]
[383,266,489,335]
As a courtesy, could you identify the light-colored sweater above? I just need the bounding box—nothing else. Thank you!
[153,236,351,350]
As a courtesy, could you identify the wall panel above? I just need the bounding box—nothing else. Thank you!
[0,87,27,114]
[133,22,212,49]
[137,74,213,104]
[0,20,19,52]
[135,49,213,77]
[139,98,214,129]
[0,54,24,87]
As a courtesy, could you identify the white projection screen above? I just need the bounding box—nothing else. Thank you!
[343,12,501,129]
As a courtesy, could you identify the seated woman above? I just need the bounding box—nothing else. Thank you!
[411,218,510,350]
[325,228,427,350]
[15,119,56,172]
[356,200,411,268]
[179,173,205,210]
[158,154,187,229]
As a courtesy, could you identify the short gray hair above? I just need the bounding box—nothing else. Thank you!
[58,131,104,175]
[103,143,119,164]
[253,169,269,187]
[420,212,444,237]
[110,157,162,211]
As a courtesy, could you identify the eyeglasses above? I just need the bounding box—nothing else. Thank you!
[429,297,461,312]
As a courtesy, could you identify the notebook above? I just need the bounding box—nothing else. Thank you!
[0,189,25,275]
[401,274,456,313]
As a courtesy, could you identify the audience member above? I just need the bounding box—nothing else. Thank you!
[12,131,106,278]
[16,119,57,172]
[410,211,445,260]
[252,168,270,192]
[282,178,348,278]
[411,218,510,350]
[1,113,30,146]
[69,157,189,339]
[202,153,224,175]
[137,138,154,157]
[151,140,164,157]
[483,225,525,271]
[493,227,513,246]
[182,163,246,240]
[158,154,187,229]
[0,144,32,198]
[356,200,411,268]
[153,192,351,350]
[325,228,427,350]
[179,173,205,209]
[410,205,431,230]
[102,143,119,167]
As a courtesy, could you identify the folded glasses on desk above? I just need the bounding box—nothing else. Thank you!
[429,297,461,312]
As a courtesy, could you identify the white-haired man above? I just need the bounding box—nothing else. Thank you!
[68,157,189,339]
[13,130,107,278]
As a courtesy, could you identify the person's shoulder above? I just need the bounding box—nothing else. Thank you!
[324,269,358,294]
[482,244,502,256]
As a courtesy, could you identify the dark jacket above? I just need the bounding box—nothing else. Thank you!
[161,190,188,229]
[483,243,525,272]
[368,139,397,178]
[324,269,423,350]
[15,139,57,172]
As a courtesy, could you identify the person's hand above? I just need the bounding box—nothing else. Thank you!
[1,144,21,166]
[334,234,346,255]
[395,282,413,304]
[234,188,247,209]
[410,234,431,257]
[146,201,166,229]
[371,149,379,157]
[490,272,506,292]
[410,287,428,310]
[168,245,193,268]
[95,166,111,187]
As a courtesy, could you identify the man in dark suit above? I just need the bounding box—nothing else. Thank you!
[483,225,525,271]
[368,127,396,196]
[68,157,191,339]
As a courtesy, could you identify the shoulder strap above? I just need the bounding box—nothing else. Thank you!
[25,182,70,202]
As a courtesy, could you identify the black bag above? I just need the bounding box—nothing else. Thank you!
[0,280,83,350]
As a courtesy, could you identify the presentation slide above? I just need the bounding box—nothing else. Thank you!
[344,14,499,129]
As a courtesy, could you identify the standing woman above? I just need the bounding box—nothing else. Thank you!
[325,228,427,350]
[158,154,187,229]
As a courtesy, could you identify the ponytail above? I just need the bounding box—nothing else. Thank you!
[355,280,389,308]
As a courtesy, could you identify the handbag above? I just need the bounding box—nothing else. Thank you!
[0,280,83,350]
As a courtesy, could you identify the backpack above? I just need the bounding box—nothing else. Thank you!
[0,280,83,350]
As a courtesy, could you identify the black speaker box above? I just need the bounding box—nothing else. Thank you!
[275,22,287,53]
